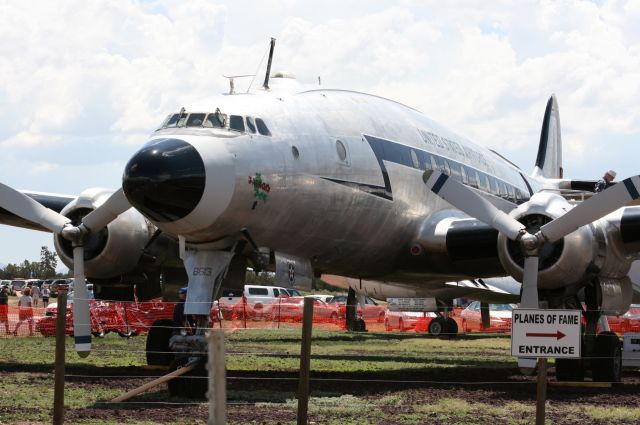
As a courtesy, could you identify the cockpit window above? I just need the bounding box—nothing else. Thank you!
[246,116,256,134]
[204,111,225,128]
[157,109,271,137]
[255,118,271,136]
[164,113,181,128]
[186,113,206,127]
[229,115,245,132]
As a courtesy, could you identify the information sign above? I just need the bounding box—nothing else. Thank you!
[511,309,581,358]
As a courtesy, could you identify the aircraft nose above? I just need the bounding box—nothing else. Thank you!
[122,138,206,223]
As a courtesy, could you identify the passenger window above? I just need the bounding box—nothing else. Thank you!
[430,156,438,172]
[479,173,490,192]
[460,165,468,184]
[246,117,257,134]
[273,288,279,296]
[255,118,272,136]
[467,167,478,188]
[498,181,507,198]
[443,160,452,176]
[507,185,516,202]
[205,111,225,128]
[489,177,499,195]
[449,162,462,182]
[186,113,206,127]
[230,115,245,132]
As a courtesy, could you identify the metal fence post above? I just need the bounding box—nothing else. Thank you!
[297,297,314,425]
[53,291,67,425]
[208,329,226,425]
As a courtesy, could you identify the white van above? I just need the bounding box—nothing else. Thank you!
[219,285,291,306]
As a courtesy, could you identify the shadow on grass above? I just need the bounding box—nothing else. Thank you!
[231,331,512,344]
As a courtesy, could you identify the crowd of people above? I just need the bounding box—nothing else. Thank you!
[0,281,55,336]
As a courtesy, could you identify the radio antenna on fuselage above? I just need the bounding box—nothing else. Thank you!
[222,75,254,95]
[262,37,276,90]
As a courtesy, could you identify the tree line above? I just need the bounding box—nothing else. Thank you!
[0,246,70,279]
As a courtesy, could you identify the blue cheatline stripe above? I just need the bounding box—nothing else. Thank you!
[75,335,91,344]
[624,178,640,200]
[431,174,449,194]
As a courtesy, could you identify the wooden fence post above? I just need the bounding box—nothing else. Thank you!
[297,297,314,425]
[53,291,68,425]
[208,329,226,425]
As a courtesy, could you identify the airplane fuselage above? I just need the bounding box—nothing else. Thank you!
[131,88,538,282]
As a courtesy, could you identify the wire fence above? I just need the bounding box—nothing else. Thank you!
[2,295,639,424]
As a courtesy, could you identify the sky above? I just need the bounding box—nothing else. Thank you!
[1,0,640,269]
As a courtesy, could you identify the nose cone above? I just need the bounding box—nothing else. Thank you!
[123,138,205,223]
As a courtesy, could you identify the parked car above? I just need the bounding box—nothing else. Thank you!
[10,279,27,295]
[309,294,334,303]
[385,310,436,332]
[459,301,516,332]
[269,296,339,322]
[0,280,12,291]
[284,288,303,297]
[607,304,640,335]
[50,279,72,297]
[216,285,293,319]
[328,295,386,322]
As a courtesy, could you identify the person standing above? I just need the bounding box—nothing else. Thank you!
[595,170,616,193]
[41,285,50,307]
[0,286,10,334]
[14,287,34,336]
[31,284,41,308]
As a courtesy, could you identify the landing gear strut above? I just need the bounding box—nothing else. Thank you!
[554,282,622,383]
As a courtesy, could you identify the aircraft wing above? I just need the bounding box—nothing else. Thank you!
[0,191,75,232]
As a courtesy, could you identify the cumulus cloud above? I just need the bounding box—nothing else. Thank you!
[1,0,639,181]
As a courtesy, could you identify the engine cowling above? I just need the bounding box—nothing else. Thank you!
[53,188,155,279]
[497,192,597,290]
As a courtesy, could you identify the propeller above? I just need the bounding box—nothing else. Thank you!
[0,184,131,356]
[424,171,640,308]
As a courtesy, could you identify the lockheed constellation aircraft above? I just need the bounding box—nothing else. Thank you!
[1,41,639,394]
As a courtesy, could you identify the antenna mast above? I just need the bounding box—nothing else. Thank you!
[262,38,276,90]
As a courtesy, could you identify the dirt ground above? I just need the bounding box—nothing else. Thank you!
[4,362,640,424]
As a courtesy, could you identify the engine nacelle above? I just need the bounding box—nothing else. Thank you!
[498,192,597,290]
[53,188,154,279]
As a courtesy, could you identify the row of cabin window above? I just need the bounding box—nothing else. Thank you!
[162,112,272,136]
[428,154,529,203]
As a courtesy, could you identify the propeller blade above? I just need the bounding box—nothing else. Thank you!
[540,175,640,242]
[520,256,539,308]
[81,188,131,232]
[424,171,525,240]
[71,246,91,357]
[0,182,69,233]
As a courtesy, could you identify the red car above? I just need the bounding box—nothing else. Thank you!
[384,310,435,331]
[269,296,339,323]
[607,305,640,335]
[459,302,516,332]
[328,295,386,323]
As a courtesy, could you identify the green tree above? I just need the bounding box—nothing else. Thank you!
[39,246,58,278]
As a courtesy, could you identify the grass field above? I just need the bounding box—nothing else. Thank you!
[1,330,640,424]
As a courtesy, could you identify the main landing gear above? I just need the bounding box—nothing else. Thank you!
[553,283,622,383]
